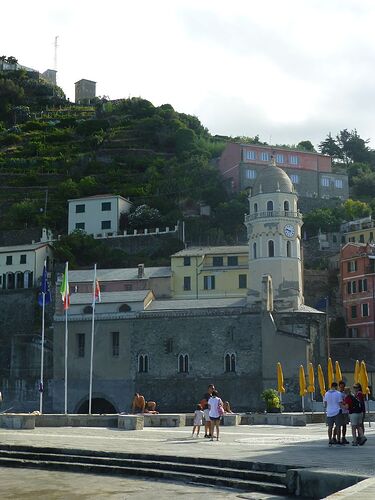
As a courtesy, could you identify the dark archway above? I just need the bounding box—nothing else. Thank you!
[77,398,117,414]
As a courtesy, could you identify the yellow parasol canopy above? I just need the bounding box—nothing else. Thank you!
[277,362,285,393]
[307,362,315,393]
[354,360,360,384]
[360,361,370,395]
[318,364,326,397]
[299,365,308,397]
[335,360,342,383]
[327,357,334,388]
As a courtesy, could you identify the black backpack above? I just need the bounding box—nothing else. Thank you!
[350,395,363,413]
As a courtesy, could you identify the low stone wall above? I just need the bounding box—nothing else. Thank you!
[35,414,118,428]
[143,414,186,427]
[118,415,144,430]
[248,413,306,426]
[0,413,35,429]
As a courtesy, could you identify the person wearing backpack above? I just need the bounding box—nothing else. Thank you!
[343,385,367,446]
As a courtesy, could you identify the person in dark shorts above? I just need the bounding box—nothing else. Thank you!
[323,382,342,446]
[202,384,215,438]
[343,384,367,446]
[208,390,223,441]
[333,381,349,444]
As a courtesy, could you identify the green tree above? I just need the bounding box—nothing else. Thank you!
[341,199,371,221]
[297,140,315,152]
[319,132,341,160]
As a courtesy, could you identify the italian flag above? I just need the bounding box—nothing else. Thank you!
[60,262,70,310]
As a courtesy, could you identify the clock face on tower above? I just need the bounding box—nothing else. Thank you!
[284,224,295,238]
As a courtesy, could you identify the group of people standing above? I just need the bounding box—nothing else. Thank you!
[324,380,367,446]
[192,384,232,441]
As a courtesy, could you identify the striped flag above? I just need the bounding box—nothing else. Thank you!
[93,279,101,306]
[60,262,70,310]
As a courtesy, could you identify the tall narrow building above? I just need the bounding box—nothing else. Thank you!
[245,158,304,311]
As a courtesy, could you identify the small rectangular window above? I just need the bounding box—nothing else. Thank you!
[363,278,368,292]
[20,254,26,264]
[362,303,369,317]
[112,331,119,357]
[77,333,85,357]
[347,260,357,272]
[203,276,215,290]
[289,155,299,165]
[359,234,365,243]
[101,220,111,230]
[370,232,374,241]
[212,256,223,267]
[75,222,85,230]
[335,179,343,188]
[347,282,352,295]
[276,153,284,164]
[183,257,191,266]
[245,169,256,179]
[75,204,85,213]
[358,280,362,293]
[290,174,299,184]
[227,256,238,266]
[260,152,269,161]
[102,202,111,211]
[6,256,12,265]
[239,274,247,289]
[351,305,357,319]
[183,276,191,291]
[246,150,256,160]
[352,281,357,293]
[321,177,330,187]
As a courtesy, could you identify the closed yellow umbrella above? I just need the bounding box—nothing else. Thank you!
[277,362,285,393]
[360,361,370,395]
[307,363,315,394]
[299,365,307,413]
[318,364,326,397]
[327,357,334,388]
[335,360,342,383]
[354,360,361,384]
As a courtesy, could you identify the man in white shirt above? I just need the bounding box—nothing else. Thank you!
[323,382,343,446]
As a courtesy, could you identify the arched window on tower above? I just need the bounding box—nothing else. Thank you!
[267,200,273,212]
[268,240,275,257]
[253,242,257,259]
[286,240,291,257]
[138,354,149,373]
[253,203,258,213]
[284,200,290,213]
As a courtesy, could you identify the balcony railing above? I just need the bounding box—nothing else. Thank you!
[245,210,302,222]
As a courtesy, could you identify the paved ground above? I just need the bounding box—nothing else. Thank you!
[0,423,374,498]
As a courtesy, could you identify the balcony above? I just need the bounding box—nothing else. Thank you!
[245,210,302,222]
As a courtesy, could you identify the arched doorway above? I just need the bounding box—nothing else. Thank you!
[77,397,117,414]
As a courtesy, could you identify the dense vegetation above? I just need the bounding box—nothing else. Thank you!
[1,61,375,266]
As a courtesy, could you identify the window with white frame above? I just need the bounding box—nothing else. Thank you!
[203,275,215,290]
[245,168,256,179]
[289,155,299,165]
[138,354,149,373]
[178,353,189,373]
[358,278,368,292]
[362,303,369,317]
[321,177,330,187]
[276,153,284,163]
[224,352,236,372]
[347,260,357,272]
[290,174,299,184]
[246,150,256,160]
[335,179,343,188]
[260,152,269,161]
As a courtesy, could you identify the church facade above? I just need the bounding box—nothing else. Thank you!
[52,161,326,413]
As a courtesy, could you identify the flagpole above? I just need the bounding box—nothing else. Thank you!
[39,291,45,413]
[64,307,68,414]
[88,264,97,415]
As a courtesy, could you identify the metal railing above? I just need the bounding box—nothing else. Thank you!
[245,210,302,222]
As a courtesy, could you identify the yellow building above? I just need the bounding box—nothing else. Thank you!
[171,246,249,299]
[342,216,375,244]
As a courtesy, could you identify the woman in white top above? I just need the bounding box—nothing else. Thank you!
[208,390,223,441]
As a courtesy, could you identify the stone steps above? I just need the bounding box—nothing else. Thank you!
[0,446,290,495]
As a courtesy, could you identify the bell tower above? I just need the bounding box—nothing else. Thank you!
[245,159,304,311]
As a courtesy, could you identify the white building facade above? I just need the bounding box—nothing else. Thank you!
[0,243,53,290]
[68,195,132,237]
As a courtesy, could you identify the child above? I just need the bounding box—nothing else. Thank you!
[192,404,204,437]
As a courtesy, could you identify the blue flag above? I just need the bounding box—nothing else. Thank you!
[315,297,328,311]
[38,262,51,306]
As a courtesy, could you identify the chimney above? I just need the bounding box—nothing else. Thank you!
[138,263,145,279]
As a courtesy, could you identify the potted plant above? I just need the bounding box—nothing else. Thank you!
[261,388,282,413]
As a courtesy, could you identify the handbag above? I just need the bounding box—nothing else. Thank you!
[218,399,225,416]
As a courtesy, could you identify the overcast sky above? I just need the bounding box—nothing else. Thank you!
[2,0,375,147]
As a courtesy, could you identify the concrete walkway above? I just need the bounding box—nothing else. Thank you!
[0,423,374,476]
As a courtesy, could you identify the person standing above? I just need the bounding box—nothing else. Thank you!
[343,384,367,446]
[323,382,343,446]
[202,384,215,438]
[192,404,204,437]
[333,381,349,444]
[208,390,223,441]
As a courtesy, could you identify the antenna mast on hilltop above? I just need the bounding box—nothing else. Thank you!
[54,36,59,70]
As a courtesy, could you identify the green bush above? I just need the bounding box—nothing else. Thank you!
[0,133,21,146]
[261,389,281,411]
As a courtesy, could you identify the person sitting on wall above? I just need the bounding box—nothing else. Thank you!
[131,393,145,413]
[223,401,233,413]
[144,400,159,414]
